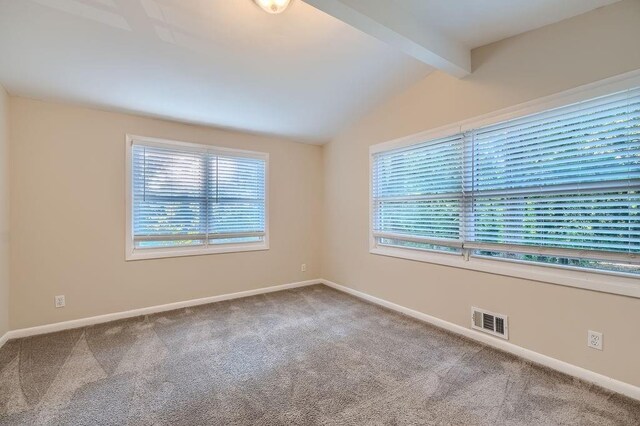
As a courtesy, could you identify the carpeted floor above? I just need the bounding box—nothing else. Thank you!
[0,285,638,425]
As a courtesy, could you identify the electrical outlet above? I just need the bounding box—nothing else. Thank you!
[55,295,65,308]
[301,264,307,272]
[588,330,603,350]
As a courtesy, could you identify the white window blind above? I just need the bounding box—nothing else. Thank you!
[372,134,464,252]
[372,87,640,275]
[130,139,266,257]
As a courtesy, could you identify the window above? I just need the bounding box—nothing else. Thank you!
[126,136,268,260]
[371,84,640,283]
[372,134,464,253]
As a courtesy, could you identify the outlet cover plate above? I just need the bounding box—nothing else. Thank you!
[55,295,65,308]
[588,330,603,350]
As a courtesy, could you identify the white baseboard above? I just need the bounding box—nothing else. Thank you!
[320,278,640,402]
[3,279,322,342]
[0,331,8,349]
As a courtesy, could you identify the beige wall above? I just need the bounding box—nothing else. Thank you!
[9,98,323,329]
[0,85,8,337]
[322,0,640,387]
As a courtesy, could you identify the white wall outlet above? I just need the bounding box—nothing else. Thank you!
[588,330,603,350]
[301,263,307,272]
[55,295,65,308]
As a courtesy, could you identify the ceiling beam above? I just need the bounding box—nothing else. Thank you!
[303,0,471,78]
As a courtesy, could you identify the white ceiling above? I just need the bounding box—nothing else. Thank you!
[0,0,430,143]
[0,0,622,143]
[395,0,621,49]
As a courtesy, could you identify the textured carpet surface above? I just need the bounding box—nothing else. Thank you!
[0,284,638,425]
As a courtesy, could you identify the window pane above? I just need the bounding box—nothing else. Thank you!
[470,88,640,256]
[137,239,205,248]
[208,156,266,236]
[132,145,206,248]
[131,142,266,252]
[210,236,263,245]
[378,237,461,254]
[471,190,640,253]
[375,199,461,240]
[473,250,640,275]
[372,135,464,252]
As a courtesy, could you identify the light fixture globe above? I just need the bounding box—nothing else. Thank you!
[254,0,291,14]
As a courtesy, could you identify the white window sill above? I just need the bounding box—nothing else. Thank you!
[370,245,640,299]
[126,242,269,261]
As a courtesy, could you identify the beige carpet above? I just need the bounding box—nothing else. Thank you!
[0,284,638,425]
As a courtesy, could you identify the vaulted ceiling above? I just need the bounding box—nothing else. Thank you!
[0,0,621,143]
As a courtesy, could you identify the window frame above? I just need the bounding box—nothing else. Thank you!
[369,70,640,299]
[125,135,269,261]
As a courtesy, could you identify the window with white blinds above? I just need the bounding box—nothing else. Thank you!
[127,136,268,259]
[372,134,464,253]
[371,86,640,276]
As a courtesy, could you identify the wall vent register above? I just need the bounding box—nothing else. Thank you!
[472,307,509,339]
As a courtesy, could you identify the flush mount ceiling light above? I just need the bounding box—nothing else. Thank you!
[254,0,291,14]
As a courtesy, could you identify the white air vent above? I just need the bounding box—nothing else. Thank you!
[471,307,508,339]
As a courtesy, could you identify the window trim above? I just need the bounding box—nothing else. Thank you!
[125,134,269,261]
[369,69,640,299]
